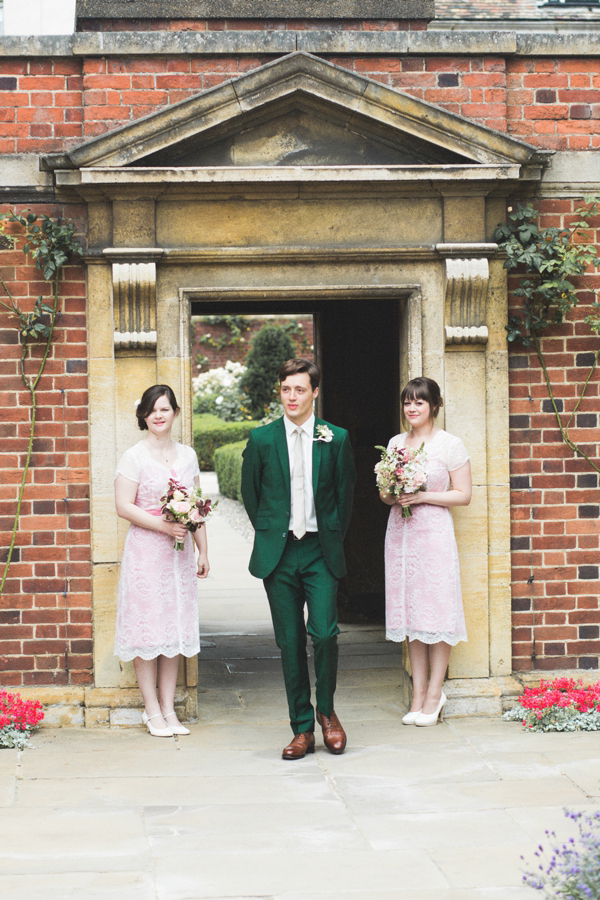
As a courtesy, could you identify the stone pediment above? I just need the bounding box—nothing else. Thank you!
[45,52,548,175]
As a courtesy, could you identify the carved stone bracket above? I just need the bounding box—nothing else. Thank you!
[112,262,157,351]
[443,257,489,346]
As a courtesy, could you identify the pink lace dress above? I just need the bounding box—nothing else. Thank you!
[114,440,201,662]
[384,429,469,646]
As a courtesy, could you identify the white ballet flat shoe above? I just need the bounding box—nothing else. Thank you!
[162,711,190,736]
[415,692,447,727]
[142,711,173,737]
[402,709,423,725]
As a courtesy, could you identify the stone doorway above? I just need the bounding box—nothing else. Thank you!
[190,289,403,623]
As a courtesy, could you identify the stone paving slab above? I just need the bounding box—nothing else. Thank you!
[0,775,15,807]
[0,872,156,900]
[0,750,18,774]
[556,759,600,796]
[322,741,500,782]
[334,772,591,817]
[281,892,535,900]
[0,807,149,874]
[146,800,369,856]
[154,848,449,899]
[16,770,337,809]
[354,808,532,850]
[429,842,537,891]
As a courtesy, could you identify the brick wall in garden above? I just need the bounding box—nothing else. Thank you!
[0,205,91,688]
[508,198,600,674]
[191,316,315,374]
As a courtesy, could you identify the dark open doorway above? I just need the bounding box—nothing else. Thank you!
[190,294,400,624]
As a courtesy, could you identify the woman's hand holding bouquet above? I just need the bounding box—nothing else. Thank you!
[375,443,427,518]
[159,478,216,550]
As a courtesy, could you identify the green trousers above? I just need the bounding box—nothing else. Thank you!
[264,532,340,735]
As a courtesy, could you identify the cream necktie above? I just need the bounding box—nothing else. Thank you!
[292,426,306,539]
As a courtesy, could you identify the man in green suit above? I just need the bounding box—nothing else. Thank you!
[241,358,356,759]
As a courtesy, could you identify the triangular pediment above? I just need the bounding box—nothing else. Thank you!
[45,52,548,172]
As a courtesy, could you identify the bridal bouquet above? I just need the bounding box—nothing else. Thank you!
[374,442,427,518]
[159,477,216,551]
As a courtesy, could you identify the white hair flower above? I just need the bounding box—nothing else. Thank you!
[134,398,141,411]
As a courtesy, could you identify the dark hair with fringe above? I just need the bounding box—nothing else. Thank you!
[400,377,443,427]
[279,358,321,391]
[135,384,180,431]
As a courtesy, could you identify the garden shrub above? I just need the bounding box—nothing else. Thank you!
[192,360,252,422]
[214,440,247,500]
[193,413,259,470]
[239,325,295,417]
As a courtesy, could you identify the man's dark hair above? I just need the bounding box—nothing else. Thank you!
[279,358,321,391]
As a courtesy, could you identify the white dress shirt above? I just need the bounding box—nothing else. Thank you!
[284,413,318,532]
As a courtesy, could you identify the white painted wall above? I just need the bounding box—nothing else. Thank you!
[3,0,76,35]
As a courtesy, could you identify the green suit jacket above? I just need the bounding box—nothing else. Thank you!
[241,416,356,580]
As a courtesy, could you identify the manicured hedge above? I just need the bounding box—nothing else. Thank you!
[213,440,247,500]
[193,413,259,470]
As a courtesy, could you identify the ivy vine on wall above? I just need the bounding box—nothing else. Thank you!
[0,211,83,597]
[495,199,600,474]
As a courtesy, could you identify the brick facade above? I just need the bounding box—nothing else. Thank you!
[1,20,599,686]
[0,204,91,687]
[507,58,600,150]
[508,198,600,673]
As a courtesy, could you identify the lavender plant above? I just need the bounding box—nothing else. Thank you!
[523,810,600,899]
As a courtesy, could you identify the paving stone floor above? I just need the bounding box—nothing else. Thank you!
[1,474,598,898]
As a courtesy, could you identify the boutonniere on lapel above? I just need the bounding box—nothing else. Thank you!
[314,424,334,443]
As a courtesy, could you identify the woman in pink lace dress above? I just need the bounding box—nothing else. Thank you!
[114,384,209,737]
[381,377,471,727]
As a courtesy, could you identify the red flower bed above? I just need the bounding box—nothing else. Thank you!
[0,691,44,748]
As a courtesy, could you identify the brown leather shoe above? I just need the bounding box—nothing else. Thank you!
[316,709,347,754]
[282,731,315,760]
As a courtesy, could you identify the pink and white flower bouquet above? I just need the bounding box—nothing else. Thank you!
[374,442,427,518]
[159,477,216,551]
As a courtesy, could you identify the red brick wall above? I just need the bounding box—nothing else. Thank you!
[0,204,91,687]
[2,53,598,153]
[191,316,315,374]
[0,59,83,153]
[0,53,512,143]
[507,57,600,150]
[332,56,508,131]
[81,56,267,138]
[78,53,508,138]
[508,198,600,673]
